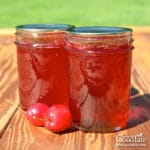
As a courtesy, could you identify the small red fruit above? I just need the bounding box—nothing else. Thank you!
[44,104,72,133]
[26,103,49,126]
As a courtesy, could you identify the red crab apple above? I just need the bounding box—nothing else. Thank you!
[26,103,49,126]
[44,104,72,133]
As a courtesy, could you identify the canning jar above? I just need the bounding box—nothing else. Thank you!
[66,26,133,132]
[15,24,74,109]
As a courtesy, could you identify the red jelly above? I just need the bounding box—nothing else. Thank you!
[15,24,74,109]
[66,27,133,132]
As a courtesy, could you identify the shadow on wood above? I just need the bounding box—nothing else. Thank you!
[126,87,150,129]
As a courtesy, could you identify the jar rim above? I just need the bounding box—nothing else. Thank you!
[68,26,132,35]
[16,24,75,32]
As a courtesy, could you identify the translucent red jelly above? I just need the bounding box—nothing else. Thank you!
[15,24,73,109]
[17,44,69,109]
[66,27,133,132]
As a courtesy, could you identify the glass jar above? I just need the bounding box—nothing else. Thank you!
[66,26,133,132]
[15,24,74,109]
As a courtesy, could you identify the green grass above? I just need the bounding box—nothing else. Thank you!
[0,0,150,28]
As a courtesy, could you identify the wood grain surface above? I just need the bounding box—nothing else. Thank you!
[0,28,150,150]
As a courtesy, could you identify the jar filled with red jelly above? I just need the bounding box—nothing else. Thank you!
[66,26,133,132]
[15,24,74,109]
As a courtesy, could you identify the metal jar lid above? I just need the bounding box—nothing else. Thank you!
[68,26,132,35]
[16,24,75,32]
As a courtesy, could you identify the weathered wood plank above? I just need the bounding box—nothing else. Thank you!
[0,107,149,150]
[0,34,19,137]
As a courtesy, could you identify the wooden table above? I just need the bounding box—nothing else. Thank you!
[0,27,150,150]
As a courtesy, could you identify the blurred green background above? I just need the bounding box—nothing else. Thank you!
[0,0,150,28]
